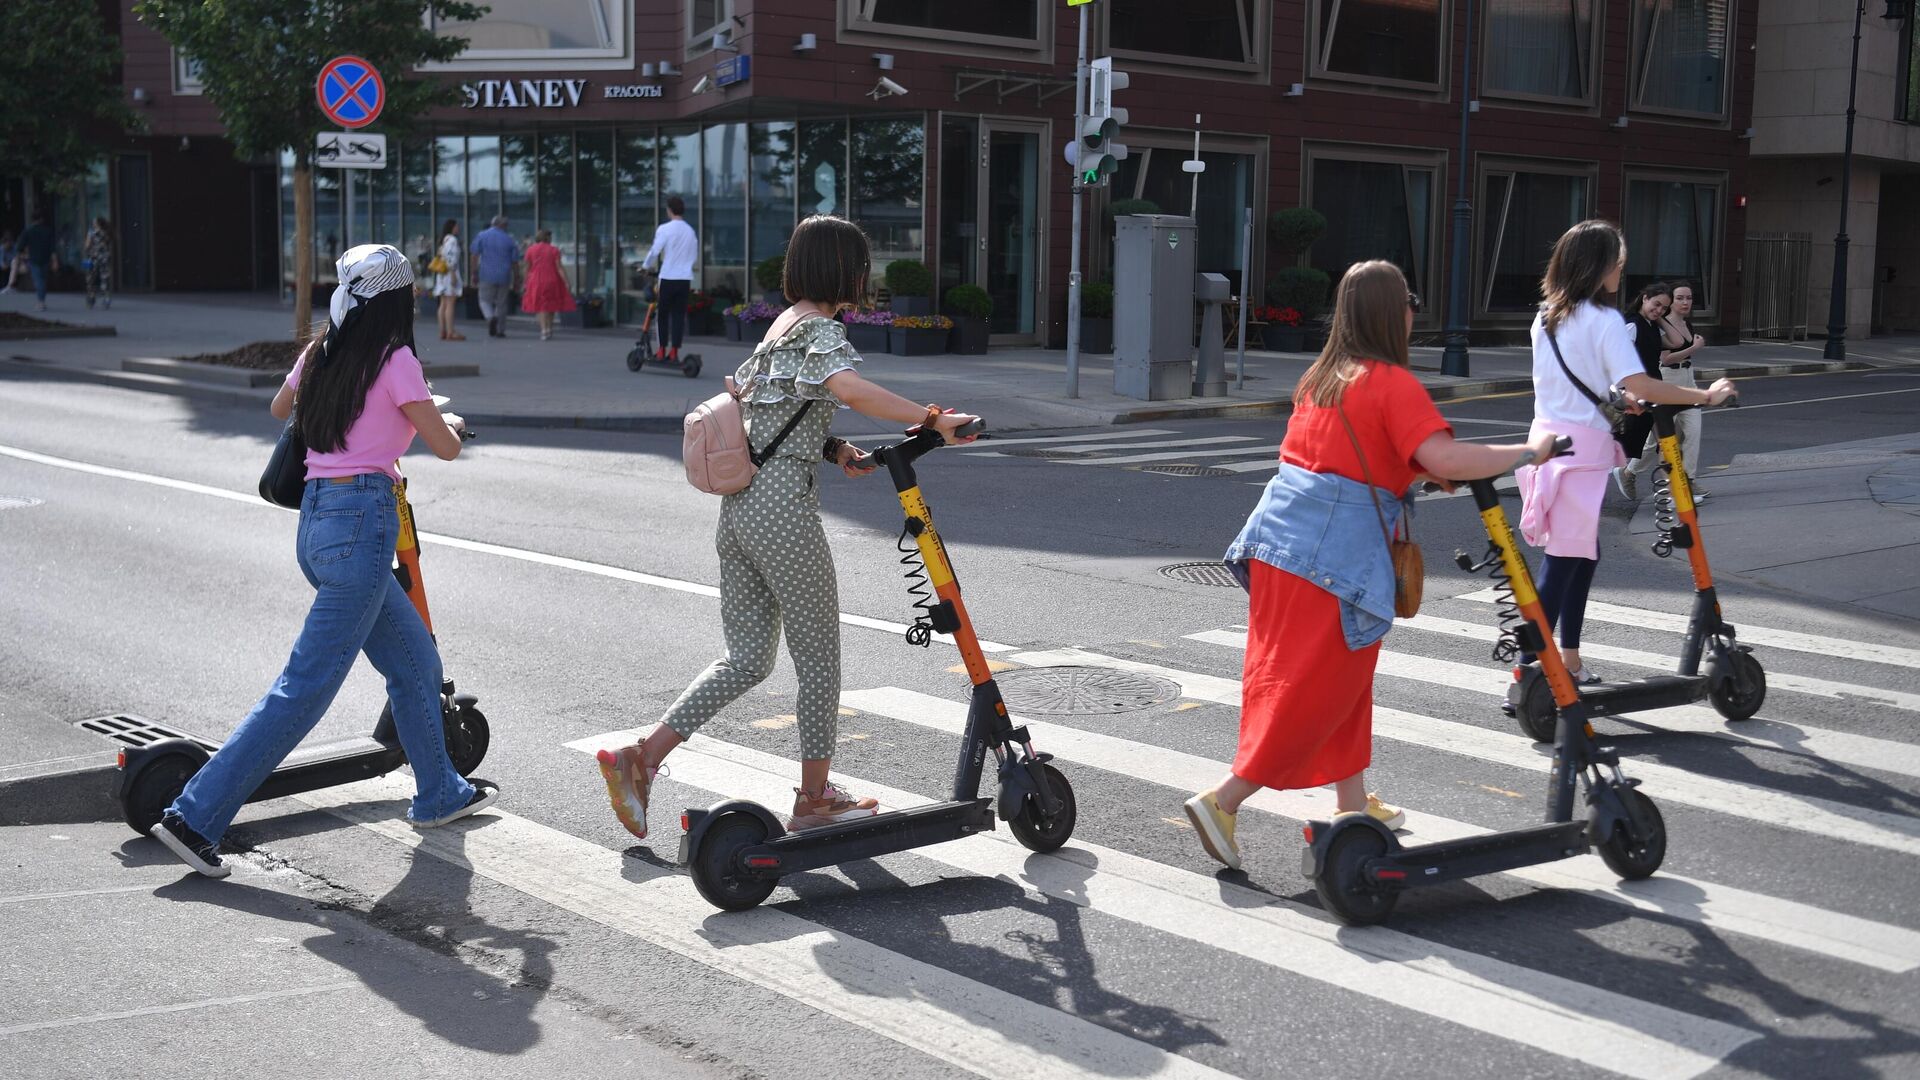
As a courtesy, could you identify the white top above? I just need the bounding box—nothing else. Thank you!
[432,234,462,296]
[1530,301,1644,430]
[643,218,698,280]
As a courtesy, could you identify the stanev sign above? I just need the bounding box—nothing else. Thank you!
[462,78,588,109]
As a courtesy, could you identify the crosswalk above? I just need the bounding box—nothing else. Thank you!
[292,590,1916,1078]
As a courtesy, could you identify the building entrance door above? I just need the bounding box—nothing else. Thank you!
[940,117,1046,345]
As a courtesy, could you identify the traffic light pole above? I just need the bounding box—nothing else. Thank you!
[1065,4,1089,398]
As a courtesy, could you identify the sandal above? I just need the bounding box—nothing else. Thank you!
[595,746,658,839]
[447,332,467,341]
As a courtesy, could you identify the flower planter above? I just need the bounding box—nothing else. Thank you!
[1263,326,1305,352]
[569,298,608,329]
[1304,329,1328,354]
[948,317,989,355]
[888,327,947,356]
[845,323,890,354]
[689,311,722,336]
[724,317,744,342]
[890,296,933,317]
[1080,317,1113,354]
[742,319,773,345]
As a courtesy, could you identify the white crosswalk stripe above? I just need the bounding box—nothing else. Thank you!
[561,729,1760,1079]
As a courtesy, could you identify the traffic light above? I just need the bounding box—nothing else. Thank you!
[1075,57,1129,186]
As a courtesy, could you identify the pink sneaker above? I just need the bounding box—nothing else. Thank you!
[595,746,657,839]
[788,783,879,830]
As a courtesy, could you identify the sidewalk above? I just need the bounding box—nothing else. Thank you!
[2,290,1904,434]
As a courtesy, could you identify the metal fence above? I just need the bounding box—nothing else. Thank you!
[1741,233,1812,340]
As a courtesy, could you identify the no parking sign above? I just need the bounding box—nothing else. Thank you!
[316,55,384,129]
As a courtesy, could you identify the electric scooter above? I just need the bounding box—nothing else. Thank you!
[678,419,1078,911]
[1503,403,1766,742]
[624,270,703,378]
[115,438,491,836]
[1303,436,1669,925]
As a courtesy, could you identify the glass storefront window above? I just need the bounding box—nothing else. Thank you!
[1631,0,1730,116]
[467,135,502,238]
[1479,167,1591,313]
[1485,0,1594,103]
[401,140,434,267]
[314,166,343,282]
[577,129,616,306]
[538,132,575,287]
[617,129,657,323]
[280,150,296,291]
[855,0,1038,42]
[434,136,466,269]
[660,126,702,280]
[851,116,925,284]
[938,117,980,297]
[689,0,733,51]
[1312,0,1445,89]
[1110,0,1258,67]
[1308,151,1439,303]
[798,120,847,220]
[749,122,797,269]
[1111,145,1253,289]
[1626,174,1720,310]
[433,0,626,61]
[501,136,537,245]
[704,123,748,303]
[368,159,402,247]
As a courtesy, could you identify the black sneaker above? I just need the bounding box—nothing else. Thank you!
[410,782,500,828]
[150,814,231,879]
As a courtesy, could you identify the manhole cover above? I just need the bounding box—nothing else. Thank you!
[0,495,42,510]
[1159,561,1240,587]
[995,667,1183,715]
[1133,464,1233,477]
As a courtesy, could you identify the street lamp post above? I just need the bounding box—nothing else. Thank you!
[1824,1,1870,361]
[1440,0,1477,377]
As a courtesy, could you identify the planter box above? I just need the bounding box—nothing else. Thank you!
[763,289,786,306]
[1080,316,1113,354]
[844,323,890,354]
[1263,326,1305,352]
[569,296,609,329]
[724,317,744,342]
[888,327,947,356]
[948,317,989,355]
[1303,329,1328,354]
[742,319,773,345]
[891,296,933,317]
[689,311,722,336]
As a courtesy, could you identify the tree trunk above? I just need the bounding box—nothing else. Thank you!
[292,159,314,339]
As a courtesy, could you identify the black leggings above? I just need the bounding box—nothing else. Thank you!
[657,278,690,351]
[1526,554,1598,660]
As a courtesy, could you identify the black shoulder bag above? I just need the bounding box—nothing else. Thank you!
[259,398,307,508]
[1544,324,1627,437]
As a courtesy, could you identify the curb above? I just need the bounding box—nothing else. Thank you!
[0,324,117,342]
[1110,374,1542,425]
[0,752,122,827]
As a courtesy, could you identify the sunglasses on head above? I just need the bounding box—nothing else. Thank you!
[1407,292,1423,314]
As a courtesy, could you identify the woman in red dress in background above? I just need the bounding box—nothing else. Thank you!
[1185,261,1559,872]
[519,228,576,341]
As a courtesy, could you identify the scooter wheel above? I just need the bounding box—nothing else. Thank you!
[626,347,646,372]
[1512,669,1558,744]
[1008,763,1077,853]
[1597,788,1666,880]
[444,702,490,777]
[1709,650,1766,722]
[683,356,703,379]
[122,752,202,836]
[690,811,779,911]
[1313,825,1399,926]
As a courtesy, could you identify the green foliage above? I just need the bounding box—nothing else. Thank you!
[1266,267,1333,320]
[0,2,141,185]
[1267,207,1328,261]
[1106,198,1161,221]
[1080,282,1114,319]
[754,255,785,292]
[884,259,933,298]
[133,0,484,164]
[943,284,992,320]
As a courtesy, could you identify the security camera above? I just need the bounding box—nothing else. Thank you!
[871,75,908,99]
[691,74,714,95]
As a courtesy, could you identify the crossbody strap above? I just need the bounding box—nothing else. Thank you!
[1544,323,1608,411]
[1333,398,1400,548]
[742,311,832,467]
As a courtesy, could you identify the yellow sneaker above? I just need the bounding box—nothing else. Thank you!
[1183,790,1242,870]
[1364,793,1406,831]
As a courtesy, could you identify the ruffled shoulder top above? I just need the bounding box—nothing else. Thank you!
[735,316,862,407]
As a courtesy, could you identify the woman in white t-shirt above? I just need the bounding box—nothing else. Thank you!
[1519,220,1736,682]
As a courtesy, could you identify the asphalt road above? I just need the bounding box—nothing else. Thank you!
[2,366,1918,1080]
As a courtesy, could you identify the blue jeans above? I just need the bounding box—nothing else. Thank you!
[29,262,47,302]
[168,474,474,841]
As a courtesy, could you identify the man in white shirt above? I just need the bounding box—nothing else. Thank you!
[643,196,698,362]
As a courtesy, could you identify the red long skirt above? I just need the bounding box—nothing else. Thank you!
[1232,559,1380,790]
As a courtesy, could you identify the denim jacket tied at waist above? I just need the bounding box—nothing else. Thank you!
[1223,461,1411,650]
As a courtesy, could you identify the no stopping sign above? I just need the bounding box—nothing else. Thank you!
[316,56,384,129]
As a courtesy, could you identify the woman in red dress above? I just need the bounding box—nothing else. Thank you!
[1185,261,1559,872]
[519,228,576,341]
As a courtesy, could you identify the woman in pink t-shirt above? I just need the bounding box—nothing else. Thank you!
[150,245,499,879]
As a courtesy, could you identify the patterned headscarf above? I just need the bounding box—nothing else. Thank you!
[328,244,414,328]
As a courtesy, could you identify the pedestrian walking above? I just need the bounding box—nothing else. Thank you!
[641,195,697,364]
[83,217,113,310]
[594,214,979,839]
[1183,261,1559,871]
[148,244,497,879]
[469,214,521,338]
[18,210,57,311]
[1632,279,1709,498]
[1518,221,1735,684]
[519,228,575,341]
[431,219,465,341]
[1610,281,1672,498]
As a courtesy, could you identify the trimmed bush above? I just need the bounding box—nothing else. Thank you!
[1266,267,1333,320]
[884,259,933,298]
[943,284,993,319]
[1268,207,1328,261]
[754,255,785,292]
[1081,281,1114,318]
[1106,198,1161,220]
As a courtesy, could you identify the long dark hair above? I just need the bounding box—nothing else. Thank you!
[297,288,418,453]
[440,218,458,239]
[1627,280,1671,318]
[1541,219,1624,334]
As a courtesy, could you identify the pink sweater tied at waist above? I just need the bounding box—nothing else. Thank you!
[1514,419,1624,561]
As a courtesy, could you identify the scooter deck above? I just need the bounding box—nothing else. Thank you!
[251,736,407,802]
[735,798,997,878]
[1579,673,1706,716]
[1368,820,1590,888]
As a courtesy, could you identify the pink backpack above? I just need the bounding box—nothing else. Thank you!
[683,377,818,494]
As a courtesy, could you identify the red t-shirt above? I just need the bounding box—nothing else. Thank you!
[1280,360,1451,494]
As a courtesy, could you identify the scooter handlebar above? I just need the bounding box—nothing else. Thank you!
[870,418,986,466]
[1549,434,1573,459]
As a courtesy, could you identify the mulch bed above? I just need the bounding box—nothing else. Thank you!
[175,340,304,370]
[0,312,77,331]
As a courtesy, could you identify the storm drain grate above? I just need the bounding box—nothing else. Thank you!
[1132,464,1234,478]
[1159,560,1240,588]
[996,667,1184,715]
[0,496,43,511]
[73,714,214,752]
[1008,448,1088,460]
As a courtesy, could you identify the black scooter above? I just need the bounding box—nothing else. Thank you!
[116,464,490,835]
[1303,437,1668,925]
[1503,404,1766,742]
[678,420,1077,911]
[624,270,703,378]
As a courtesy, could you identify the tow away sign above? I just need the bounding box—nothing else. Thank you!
[315,131,387,169]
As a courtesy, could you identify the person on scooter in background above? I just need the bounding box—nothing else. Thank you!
[1610,281,1671,500]
[641,196,698,366]
[1520,221,1736,685]
[149,245,497,878]
[596,214,979,837]
[1184,261,1562,871]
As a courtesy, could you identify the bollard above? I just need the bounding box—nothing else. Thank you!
[1194,272,1229,397]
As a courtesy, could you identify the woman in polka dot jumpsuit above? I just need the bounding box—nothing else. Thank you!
[598,215,979,835]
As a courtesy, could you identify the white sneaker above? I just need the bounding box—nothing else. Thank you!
[1611,466,1637,501]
